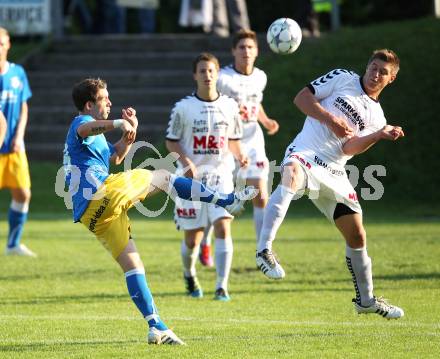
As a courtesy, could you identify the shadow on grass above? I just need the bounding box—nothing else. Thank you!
[0,339,140,353]
[0,290,186,306]
[0,269,110,282]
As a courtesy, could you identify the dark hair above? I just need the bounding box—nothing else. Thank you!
[232,29,258,49]
[368,49,400,74]
[192,52,220,73]
[72,78,107,111]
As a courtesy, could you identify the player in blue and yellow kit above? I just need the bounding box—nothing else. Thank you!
[64,78,256,345]
[0,27,35,257]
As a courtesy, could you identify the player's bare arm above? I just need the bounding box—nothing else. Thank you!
[111,122,137,165]
[165,139,197,178]
[122,107,138,130]
[10,102,28,152]
[257,104,279,135]
[228,139,249,167]
[0,110,6,148]
[77,119,133,138]
[342,125,404,156]
[294,87,354,138]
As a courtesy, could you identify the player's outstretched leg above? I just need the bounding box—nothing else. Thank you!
[149,170,258,216]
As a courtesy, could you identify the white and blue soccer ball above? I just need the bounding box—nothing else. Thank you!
[266,18,302,55]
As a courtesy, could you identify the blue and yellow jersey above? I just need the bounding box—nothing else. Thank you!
[63,114,115,222]
[0,62,32,153]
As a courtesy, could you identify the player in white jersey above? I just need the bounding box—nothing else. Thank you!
[256,49,406,319]
[166,53,249,301]
[198,30,279,267]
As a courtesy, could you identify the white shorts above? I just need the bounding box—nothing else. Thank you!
[282,150,362,222]
[174,199,233,231]
[173,172,234,231]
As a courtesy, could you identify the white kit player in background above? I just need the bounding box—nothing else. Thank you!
[166,53,252,301]
[198,29,279,267]
[256,49,405,319]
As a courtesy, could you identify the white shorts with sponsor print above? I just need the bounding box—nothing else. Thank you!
[282,150,362,222]
[173,172,234,231]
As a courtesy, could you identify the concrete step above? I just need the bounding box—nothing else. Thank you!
[48,34,245,53]
[28,69,193,88]
[30,87,191,106]
[27,52,231,71]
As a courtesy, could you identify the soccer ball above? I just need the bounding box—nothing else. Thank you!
[266,18,302,55]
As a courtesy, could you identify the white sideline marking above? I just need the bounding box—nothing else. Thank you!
[0,314,439,329]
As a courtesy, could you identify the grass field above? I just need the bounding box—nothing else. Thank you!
[1,214,439,358]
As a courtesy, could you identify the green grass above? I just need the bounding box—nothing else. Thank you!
[0,217,439,358]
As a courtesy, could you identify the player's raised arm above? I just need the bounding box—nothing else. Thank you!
[342,125,404,156]
[294,87,354,138]
[228,139,249,167]
[257,104,279,135]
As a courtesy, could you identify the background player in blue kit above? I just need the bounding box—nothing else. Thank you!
[0,27,35,257]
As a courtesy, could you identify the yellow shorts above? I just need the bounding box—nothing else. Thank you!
[80,169,153,259]
[0,151,31,189]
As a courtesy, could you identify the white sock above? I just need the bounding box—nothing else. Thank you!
[257,185,295,252]
[253,206,265,246]
[181,240,199,278]
[11,200,29,213]
[346,246,374,306]
[201,225,213,246]
[215,237,233,291]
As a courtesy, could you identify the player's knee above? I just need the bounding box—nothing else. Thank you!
[151,169,171,189]
[282,162,304,191]
[351,227,367,247]
[12,189,31,203]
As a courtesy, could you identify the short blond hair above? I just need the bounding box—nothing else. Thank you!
[0,27,10,38]
[368,49,400,74]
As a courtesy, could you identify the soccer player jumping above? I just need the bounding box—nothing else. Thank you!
[256,49,405,319]
[63,78,255,345]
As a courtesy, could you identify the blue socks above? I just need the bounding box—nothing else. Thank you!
[125,268,167,330]
[171,176,234,207]
[7,207,28,249]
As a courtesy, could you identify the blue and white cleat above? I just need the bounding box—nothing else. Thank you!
[184,275,203,298]
[225,186,258,216]
[147,327,186,345]
[214,288,230,302]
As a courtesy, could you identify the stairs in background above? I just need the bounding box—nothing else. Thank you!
[24,34,247,160]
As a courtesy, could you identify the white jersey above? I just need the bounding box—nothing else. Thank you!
[166,93,242,186]
[217,65,270,179]
[289,69,387,168]
[217,65,267,146]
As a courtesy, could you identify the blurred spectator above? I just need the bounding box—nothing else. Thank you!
[212,0,250,37]
[296,0,320,38]
[94,0,126,34]
[64,0,93,34]
[117,0,160,33]
[179,0,213,34]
